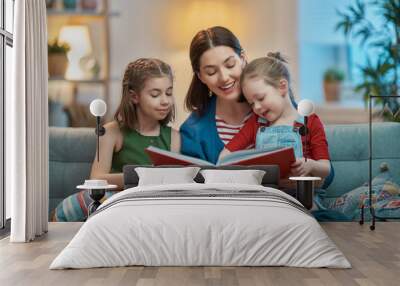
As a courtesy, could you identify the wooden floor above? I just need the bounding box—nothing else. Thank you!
[0,222,399,286]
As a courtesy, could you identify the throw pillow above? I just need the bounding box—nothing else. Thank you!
[135,167,200,186]
[320,166,400,220]
[200,169,266,185]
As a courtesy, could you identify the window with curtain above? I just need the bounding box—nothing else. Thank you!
[1,0,14,231]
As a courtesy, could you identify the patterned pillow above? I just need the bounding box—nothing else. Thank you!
[375,197,400,218]
[51,190,116,222]
[320,165,400,220]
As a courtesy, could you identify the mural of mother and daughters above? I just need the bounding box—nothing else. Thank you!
[52,26,336,222]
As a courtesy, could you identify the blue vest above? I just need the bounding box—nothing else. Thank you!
[180,97,224,164]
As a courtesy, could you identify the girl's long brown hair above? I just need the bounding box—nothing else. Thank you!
[185,26,243,115]
[114,58,175,130]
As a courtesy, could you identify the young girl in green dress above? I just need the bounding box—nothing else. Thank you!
[52,58,180,221]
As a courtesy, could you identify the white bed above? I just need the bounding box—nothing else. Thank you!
[50,183,351,269]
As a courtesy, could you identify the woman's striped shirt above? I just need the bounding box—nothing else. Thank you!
[215,113,253,146]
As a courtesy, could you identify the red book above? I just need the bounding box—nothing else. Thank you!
[145,146,295,178]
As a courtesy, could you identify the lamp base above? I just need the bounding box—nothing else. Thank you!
[87,189,106,216]
[296,180,314,210]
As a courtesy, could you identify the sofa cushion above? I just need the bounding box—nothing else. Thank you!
[321,167,400,220]
[325,122,400,198]
[49,127,96,213]
[50,127,96,162]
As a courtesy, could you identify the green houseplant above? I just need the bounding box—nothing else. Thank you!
[336,0,400,121]
[323,68,345,102]
[48,38,70,77]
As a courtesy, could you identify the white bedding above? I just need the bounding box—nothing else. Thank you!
[50,183,351,269]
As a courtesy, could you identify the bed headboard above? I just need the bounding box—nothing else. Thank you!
[123,165,280,189]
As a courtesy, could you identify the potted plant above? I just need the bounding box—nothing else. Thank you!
[336,0,400,121]
[48,38,70,77]
[323,68,345,102]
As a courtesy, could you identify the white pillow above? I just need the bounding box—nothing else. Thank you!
[135,167,200,186]
[200,169,266,185]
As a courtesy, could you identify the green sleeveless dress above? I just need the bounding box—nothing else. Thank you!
[111,125,171,172]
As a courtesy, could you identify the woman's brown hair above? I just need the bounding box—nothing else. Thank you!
[239,52,296,103]
[114,58,175,130]
[185,26,243,115]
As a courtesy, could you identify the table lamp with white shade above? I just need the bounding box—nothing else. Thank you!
[76,99,114,216]
[297,99,315,162]
[90,99,107,162]
[290,99,321,210]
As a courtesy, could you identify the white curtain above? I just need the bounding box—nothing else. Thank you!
[7,0,49,242]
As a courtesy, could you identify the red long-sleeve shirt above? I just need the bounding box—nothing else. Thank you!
[225,113,330,160]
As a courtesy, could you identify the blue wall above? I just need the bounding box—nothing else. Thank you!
[298,0,369,105]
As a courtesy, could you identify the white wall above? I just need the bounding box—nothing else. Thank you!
[108,0,298,128]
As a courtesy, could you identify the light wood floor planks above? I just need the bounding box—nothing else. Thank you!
[0,222,399,286]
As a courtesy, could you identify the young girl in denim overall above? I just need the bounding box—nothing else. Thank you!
[219,53,333,189]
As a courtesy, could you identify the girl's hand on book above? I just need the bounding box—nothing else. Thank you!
[290,158,314,177]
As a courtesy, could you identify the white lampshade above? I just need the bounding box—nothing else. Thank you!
[297,99,315,117]
[59,25,92,79]
[90,99,107,117]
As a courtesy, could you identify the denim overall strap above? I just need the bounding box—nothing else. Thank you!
[255,117,304,158]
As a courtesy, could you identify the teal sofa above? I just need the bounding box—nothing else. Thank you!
[324,122,400,199]
[49,123,400,213]
[49,127,96,213]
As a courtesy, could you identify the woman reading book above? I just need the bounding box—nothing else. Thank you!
[52,58,181,221]
[180,26,253,164]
